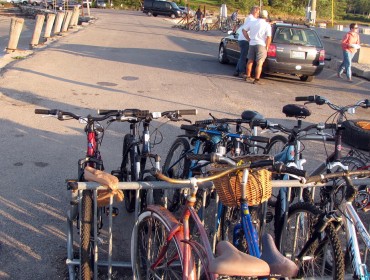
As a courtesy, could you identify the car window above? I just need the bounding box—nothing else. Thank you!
[154,1,165,8]
[273,27,322,47]
[170,2,179,9]
[165,2,172,9]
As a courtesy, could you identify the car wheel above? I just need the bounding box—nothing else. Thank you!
[147,11,152,16]
[300,75,314,82]
[218,44,229,64]
[203,23,209,31]
[153,13,158,17]
[170,13,176,19]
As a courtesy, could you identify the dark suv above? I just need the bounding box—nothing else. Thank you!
[143,0,183,18]
[218,22,325,82]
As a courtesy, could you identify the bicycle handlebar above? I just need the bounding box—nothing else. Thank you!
[295,95,370,109]
[34,108,115,122]
[97,108,197,121]
[307,169,370,183]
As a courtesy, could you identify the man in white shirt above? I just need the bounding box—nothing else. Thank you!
[233,6,260,78]
[242,9,271,85]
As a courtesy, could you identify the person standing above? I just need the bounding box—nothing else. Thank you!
[233,6,260,78]
[195,7,203,30]
[242,9,271,85]
[337,23,361,82]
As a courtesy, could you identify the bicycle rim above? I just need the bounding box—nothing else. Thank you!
[132,210,184,279]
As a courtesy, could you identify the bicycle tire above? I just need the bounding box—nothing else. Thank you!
[80,190,93,280]
[131,207,184,279]
[264,134,288,156]
[162,137,191,212]
[122,134,137,213]
[280,202,345,279]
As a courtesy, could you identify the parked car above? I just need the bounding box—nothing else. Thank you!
[6,0,28,4]
[218,22,326,82]
[178,5,195,17]
[28,0,44,5]
[96,0,106,8]
[143,0,184,19]
[42,0,81,10]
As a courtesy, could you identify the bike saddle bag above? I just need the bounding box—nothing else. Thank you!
[283,104,311,118]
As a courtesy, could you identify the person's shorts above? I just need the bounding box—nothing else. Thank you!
[247,45,267,62]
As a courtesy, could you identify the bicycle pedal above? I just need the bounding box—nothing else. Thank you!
[265,211,273,223]
[105,206,119,217]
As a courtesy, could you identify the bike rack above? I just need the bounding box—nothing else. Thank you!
[66,178,370,280]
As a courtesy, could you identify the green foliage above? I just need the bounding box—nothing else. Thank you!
[343,13,370,23]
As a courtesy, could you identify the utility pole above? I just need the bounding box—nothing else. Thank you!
[310,0,316,24]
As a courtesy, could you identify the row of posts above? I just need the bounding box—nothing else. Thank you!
[7,6,81,53]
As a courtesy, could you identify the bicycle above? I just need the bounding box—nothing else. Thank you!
[280,169,370,279]
[131,156,304,279]
[162,111,286,212]
[34,108,118,280]
[256,97,369,250]
[97,108,197,213]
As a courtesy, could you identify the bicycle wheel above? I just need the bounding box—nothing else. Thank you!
[265,134,287,156]
[132,208,184,279]
[122,134,137,213]
[280,202,345,279]
[80,190,93,280]
[162,138,191,212]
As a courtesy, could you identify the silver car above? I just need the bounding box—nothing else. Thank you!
[218,22,326,82]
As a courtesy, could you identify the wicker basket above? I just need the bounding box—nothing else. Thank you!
[210,155,272,207]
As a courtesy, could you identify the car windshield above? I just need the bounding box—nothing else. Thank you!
[170,2,179,9]
[273,27,323,48]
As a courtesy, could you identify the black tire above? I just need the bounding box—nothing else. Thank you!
[170,13,176,19]
[153,13,157,17]
[132,209,184,279]
[218,44,228,64]
[203,23,209,31]
[122,134,137,213]
[264,134,287,156]
[162,138,191,212]
[80,190,93,280]
[280,202,345,279]
[300,75,314,82]
[342,119,370,151]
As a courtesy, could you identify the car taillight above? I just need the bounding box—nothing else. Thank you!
[267,44,276,58]
[319,49,325,61]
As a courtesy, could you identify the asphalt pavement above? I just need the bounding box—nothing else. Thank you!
[0,9,369,280]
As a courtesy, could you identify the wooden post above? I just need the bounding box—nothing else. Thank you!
[44,13,56,38]
[61,10,73,32]
[30,14,45,47]
[54,12,65,35]
[70,6,79,27]
[7,17,24,52]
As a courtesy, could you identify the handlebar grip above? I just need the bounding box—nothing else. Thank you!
[249,136,270,143]
[186,153,212,161]
[195,119,214,126]
[97,109,118,115]
[250,160,274,169]
[325,123,337,129]
[364,99,370,108]
[180,124,199,132]
[35,109,52,115]
[274,163,307,178]
[295,96,314,101]
[250,119,268,129]
[178,109,198,116]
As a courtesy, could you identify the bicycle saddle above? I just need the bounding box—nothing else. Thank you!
[241,110,264,122]
[209,241,270,277]
[260,233,298,277]
[283,104,311,118]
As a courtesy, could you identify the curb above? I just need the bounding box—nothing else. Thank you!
[325,55,370,81]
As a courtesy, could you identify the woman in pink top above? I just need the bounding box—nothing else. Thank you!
[337,23,360,82]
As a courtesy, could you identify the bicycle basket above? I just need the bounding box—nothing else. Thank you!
[210,155,272,207]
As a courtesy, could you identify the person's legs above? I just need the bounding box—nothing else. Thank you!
[246,45,256,79]
[237,40,249,75]
[253,45,267,82]
[345,52,354,80]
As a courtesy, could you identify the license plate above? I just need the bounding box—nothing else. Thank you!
[291,51,306,59]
